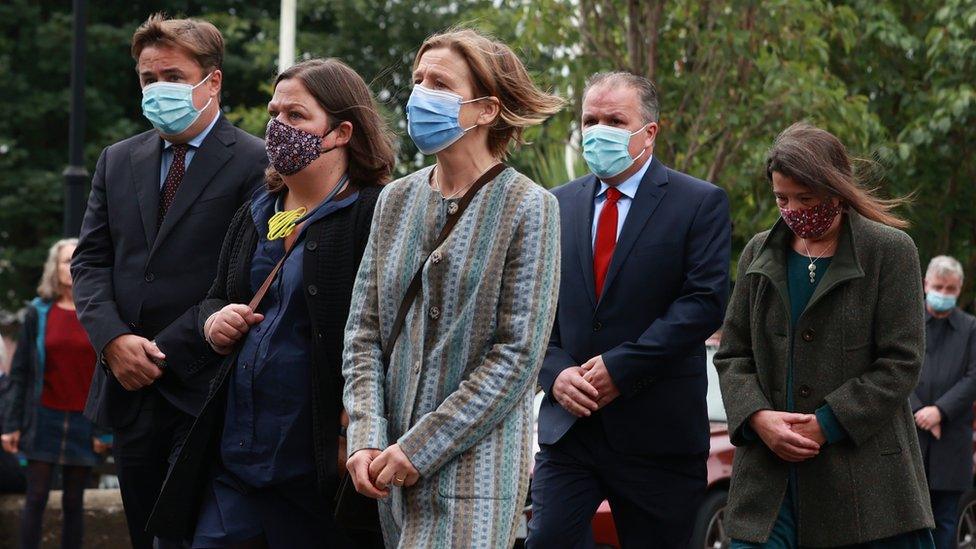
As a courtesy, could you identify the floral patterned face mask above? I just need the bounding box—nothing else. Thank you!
[265,118,335,176]
[779,198,842,239]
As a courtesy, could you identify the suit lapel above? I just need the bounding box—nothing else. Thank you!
[598,158,668,304]
[573,175,598,310]
[130,133,163,249]
[150,116,236,259]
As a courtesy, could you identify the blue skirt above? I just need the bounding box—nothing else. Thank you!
[23,405,98,467]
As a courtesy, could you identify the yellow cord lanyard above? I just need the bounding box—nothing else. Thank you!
[267,174,349,241]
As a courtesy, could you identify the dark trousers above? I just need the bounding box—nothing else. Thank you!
[114,390,192,549]
[929,490,961,549]
[526,416,706,549]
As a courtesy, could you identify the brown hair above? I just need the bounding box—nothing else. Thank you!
[414,28,565,158]
[765,122,910,229]
[266,58,397,192]
[131,13,224,72]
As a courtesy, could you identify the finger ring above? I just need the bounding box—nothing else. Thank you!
[393,475,405,485]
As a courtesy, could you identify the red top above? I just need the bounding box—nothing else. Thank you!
[40,304,96,412]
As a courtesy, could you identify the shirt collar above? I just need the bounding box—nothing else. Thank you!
[163,112,221,151]
[596,155,653,200]
[926,308,959,330]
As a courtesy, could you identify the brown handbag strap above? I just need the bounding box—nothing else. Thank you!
[247,184,358,311]
[381,163,507,367]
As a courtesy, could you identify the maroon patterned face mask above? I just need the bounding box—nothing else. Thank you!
[779,198,842,239]
[265,118,335,176]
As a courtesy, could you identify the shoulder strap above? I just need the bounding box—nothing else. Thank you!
[247,184,359,311]
[381,163,507,366]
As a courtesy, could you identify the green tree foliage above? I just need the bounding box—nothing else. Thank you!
[0,0,973,314]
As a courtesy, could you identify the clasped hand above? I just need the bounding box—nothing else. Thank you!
[103,334,166,391]
[750,410,824,462]
[346,444,420,499]
[205,304,265,355]
[552,355,621,417]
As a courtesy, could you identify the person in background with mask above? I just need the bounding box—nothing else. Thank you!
[71,13,266,549]
[147,57,394,548]
[527,71,731,548]
[912,256,976,549]
[716,122,934,548]
[2,239,109,549]
[343,28,562,548]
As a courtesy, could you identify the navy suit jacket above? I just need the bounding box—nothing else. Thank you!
[72,115,267,428]
[539,157,731,455]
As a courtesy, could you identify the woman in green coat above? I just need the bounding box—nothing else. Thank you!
[715,122,935,548]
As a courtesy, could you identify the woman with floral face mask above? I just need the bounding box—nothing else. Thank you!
[715,123,935,548]
[342,29,563,548]
[147,58,395,548]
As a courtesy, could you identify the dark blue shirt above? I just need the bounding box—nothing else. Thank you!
[220,188,358,487]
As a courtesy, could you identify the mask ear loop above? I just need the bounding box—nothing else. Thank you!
[191,72,216,115]
[458,96,495,134]
[629,123,652,163]
[319,123,339,154]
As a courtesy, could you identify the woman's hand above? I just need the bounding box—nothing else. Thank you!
[369,443,421,491]
[92,438,111,455]
[749,410,821,462]
[205,304,264,354]
[914,406,942,431]
[1,431,20,454]
[347,448,387,499]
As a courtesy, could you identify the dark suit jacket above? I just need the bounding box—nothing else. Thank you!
[539,157,731,455]
[912,308,976,492]
[72,115,267,428]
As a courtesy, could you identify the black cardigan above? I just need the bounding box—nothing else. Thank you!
[147,184,380,538]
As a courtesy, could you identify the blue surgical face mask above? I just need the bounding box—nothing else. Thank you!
[926,290,957,312]
[141,72,214,135]
[582,124,649,179]
[406,85,489,155]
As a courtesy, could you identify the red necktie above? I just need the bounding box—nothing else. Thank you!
[593,187,621,299]
[158,143,190,227]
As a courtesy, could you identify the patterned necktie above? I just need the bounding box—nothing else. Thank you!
[158,143,190,227]
[593,186,622,299]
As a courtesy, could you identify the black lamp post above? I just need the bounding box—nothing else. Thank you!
[63,0,88,237]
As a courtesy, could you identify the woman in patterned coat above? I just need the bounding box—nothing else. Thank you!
[342,29,563,548]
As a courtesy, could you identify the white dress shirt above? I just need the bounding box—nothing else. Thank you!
[591,156,653,248]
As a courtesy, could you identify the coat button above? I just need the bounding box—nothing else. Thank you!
[431,250,443,264]
[307,284,318,296]
[799,385,812,398]
[592,321,602,331]
[802,329,815,342]
[144,272,155,282]
[413,361,421,374]
[306,241,317,251]
[429,306,440,320]
[447,202,459,215]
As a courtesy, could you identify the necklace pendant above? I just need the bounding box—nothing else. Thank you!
[808,263,816,272]
[809,272,816,284]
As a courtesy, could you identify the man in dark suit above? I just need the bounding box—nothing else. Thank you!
[526,72,731,548]
[912,255,976,549]
[71,14,266,548]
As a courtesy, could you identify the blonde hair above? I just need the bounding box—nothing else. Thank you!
[37,238,78,301]
[414,28,565,158]
[131,13,224,72]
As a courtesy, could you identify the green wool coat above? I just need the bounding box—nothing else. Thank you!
[715,211,935,547]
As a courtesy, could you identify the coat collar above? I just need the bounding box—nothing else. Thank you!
[926,308,961,330]
[747,210,866,321]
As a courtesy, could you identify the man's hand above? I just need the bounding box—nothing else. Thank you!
[581,355,621,409]
[931,423,942,440]
[749,410,821,462]
[914,406,942,431]
[552,367,599,417]
[369,443,421,492]
[1,431,20,454]
[205,304,264,355]
[347,449,387,499]
[104,334,165,391]
[92,438,111,455]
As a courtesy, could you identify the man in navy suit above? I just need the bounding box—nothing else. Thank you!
[527,72,732,548]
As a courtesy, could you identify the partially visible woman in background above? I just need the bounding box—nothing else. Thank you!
[2,238,109,549]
